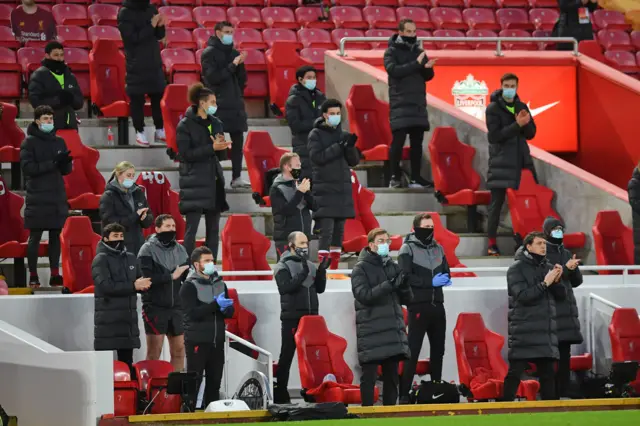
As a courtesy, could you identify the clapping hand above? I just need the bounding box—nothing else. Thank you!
[318,256,331,272]
[151,14,161,27]
[566,254,581,271]
[137,207,149,221]
[544,265,562,287]
[135,277,152,291]
[416,51,426,64]
[215,293,234,311]
[172,265,190,280]
[516,110,531,127]
[432,273,451,287]
[424,58,437,69]
[54,150,72,165]
[233,51,247,66]
[296,178,311,194]
[212,134,231,151]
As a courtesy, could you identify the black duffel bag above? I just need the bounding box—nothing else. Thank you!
[268,402,358,421]
[409,380,460,404]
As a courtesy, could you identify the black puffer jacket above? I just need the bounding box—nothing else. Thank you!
[506,247,566,360]
[176,106,229,215]
[273,250,327,321]
[351,249,412,365]
[398,234,449,305]
[269,174,315,242]
[308,117,360,219]
[179,270,234,345]
[92,241,141,351]
[201,36,248,133]
[628,167,640,265]
[117,0,166,96]
[485,89,537,190]
[383,34,434,132]
[20,122,71,230]
[285,83,326,179]
[554,0,597,51]
[138,234,189,309]
[99,179,154,256]
[28,61,83,130]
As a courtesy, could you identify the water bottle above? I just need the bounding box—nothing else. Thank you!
[107,126,114,146]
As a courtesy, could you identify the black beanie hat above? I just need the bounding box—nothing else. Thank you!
[543,216,564,236]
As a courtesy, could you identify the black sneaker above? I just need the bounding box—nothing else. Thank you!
[389,177,402,189]
[50,275,64,287]
[29,276,40,288]
[273,383,291,404]
[487,245,501,256]
[408,177,434,189]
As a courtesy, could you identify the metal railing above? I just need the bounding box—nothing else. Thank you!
[338,36,580,57]
[224,330,274,398]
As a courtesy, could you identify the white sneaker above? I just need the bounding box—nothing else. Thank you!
[155,128,166,142]
[135,131,149,147]
[231,178,251,189]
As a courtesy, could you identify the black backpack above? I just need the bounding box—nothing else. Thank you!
[252,168,282,206]
[409,380,460,404]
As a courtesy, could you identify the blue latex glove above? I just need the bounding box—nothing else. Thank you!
[215,294,233,310]
[433,273,451,287]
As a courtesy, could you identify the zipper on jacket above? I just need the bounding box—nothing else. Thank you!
[430,267,435,306]
[214,308,218,347]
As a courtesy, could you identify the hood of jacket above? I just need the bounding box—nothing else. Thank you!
[514,245,546,266]
[403,232,437,250]
[490,89,523,105]
[313,116,342,132]
[105,179,141,196]
[27,121,57,141]
[272,173,295,187]
[387,33,419,50]
[357,247,390,268]
[632,166,640,182]
[207,34,232,52]
[288,82,320,97]
[122,0,150,10]
[543,216,564,236]
[96,240,127,256]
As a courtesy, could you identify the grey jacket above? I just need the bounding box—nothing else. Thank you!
[139,234,189,309]
[398,234,449,305]
[273,250,326,320]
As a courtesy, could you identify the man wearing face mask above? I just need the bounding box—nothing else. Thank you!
[352,228,412,406]
[542,217,583,398]
[398,213,451,403]
[28,41,83,131]
[138,214,190,371]
[272,231,330,403]
[20,105,72,288]
[485,73,536,256]
[270,153,315,260]
[308,99,360,269]
[504,231,565,401]
[180,246,234,408]
[384,19,435,189]
[285,65,327,180]
[93,223,152,370]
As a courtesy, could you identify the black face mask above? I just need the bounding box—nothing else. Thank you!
[414,227,434,244]
[294,247,309,259]
[157,231,176,246]
[105,240,124,251]
[546,236,563,246]
[526,250,546,265]
[290,168,302,180]
[43,58,66,75]
[402,35,417,45]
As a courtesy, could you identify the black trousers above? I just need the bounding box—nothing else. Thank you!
[27,229,60,273]
[275,241,288,261]
[130,92,164,133]
[487,188,506,240]
[400,303,446,397]
[503,358,556,401]
[186,342,225,408]
[184,210,220,259]
[229,131,244,180]
[389,127,424,180]
[316,217,345,252]
[276,318,301,389]
[361,358,399,406]
[556,342,572,398]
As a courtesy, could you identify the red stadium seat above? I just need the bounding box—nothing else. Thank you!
[532,29,554,50]
[198,0,230,5]
[296,6,335,30]
[89,39,130,121]
[336,0,366,5]
[399,0,430,5]
[464,0,498,6]
[52,4,91,26]
[135,171,176,239]
[396,7,433,30]
[235,28,268,49]
[592,210,634,274]
[269,0,297,5]
[0,26,20,49]
[88,25,123,48]
[263,28,303,49]
[631,31,640,50]
[593,10,632,31]
[60,216,101,293]
[232,0,263,5]
[463,8,500,31]
[331,28,370,50]
[609,308,640,395]
[160,84,189,156]
[164,28,196,50]
[225,288,259,359]
[243,49,269,99]
[496,8,534,31]
[0,48,23,100]
[433,0,464,6]
[194,27,216,49]
[0,103,23,165]
[161,48,201,85]
[193,6,227,28]
[88,4,120,26]
[227,7,266,29]
[527,0,556,6]
[243,130,289,205]
[366,0,399,6]
[64,47,91,98]
[261,7,298,30]
[433,29,472,50]
[96,0,125,5]
[0,4,12,27]
[362,6,397,29]
[499,29,536,50]
[57,25,92,49]
[345,84,408,161]
[529,8,559,31]
[497,0,529,7]
[113,361,138,417]
[221,214,272,281]
[295,315,378,404]
[454,313,539,401]
[158,6,197,29]
[330,6,368,30]
[365,29,394,49]
[58,130,105,210]
[506,169,586,249]
[605,50,639,74]
[167,0,197,5]
[466,29,498,49]
[298,28,336,49]
[416,29,437,49]
[0,176,30,261]
[430,7,467,30]
[134,360,181,414]
[598,29,633,52]
[265,43,312,112]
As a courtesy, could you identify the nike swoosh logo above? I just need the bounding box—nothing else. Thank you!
[527,101,560,117]
[433,393,444,399]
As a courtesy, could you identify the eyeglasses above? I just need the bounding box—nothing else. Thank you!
[375,239,391,245]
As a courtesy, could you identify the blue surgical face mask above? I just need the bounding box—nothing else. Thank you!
[221,34,233,45]
[122,178,135,189]
[327,114,341,127]
[551,229,564,239]
[206,105,217,115]
[40,123,54,133]
[376,243,390,257]
[203,262,216,276]
[502,88,516,101]
[303,79,316,91]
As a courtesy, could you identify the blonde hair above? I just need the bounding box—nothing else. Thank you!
[279,152,299,170]
[111,161,135,182]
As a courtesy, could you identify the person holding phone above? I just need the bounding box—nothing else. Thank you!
[176,83,230,258]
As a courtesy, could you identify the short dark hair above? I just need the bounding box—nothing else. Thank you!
[34,105,54,120]
[155,214,174,228]
[413,213,432,229]
[214,21,233,32]
[367,228,389,243]
[500,73,519,84]
[279,152,299,170]
[102,223,125,238]
[398,19,415,31]
[45,41,64,54]
[321,98,342,114]
[191,246,213,264]
[523,231,546,248]
[187,82,214,105]
[295,65,317,81]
